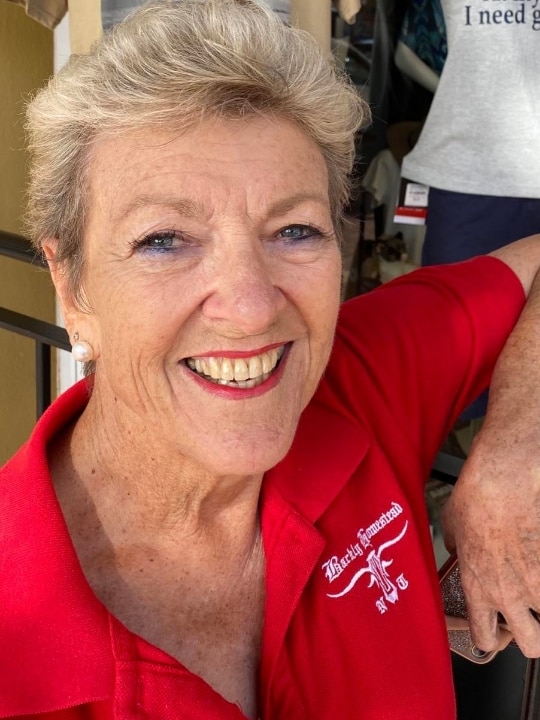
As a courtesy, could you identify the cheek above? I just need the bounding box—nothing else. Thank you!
[314,259,341,354]
[85,268,177,347]
[306,252,342,333]
[297,254,342,367]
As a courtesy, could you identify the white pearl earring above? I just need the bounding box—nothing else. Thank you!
[71,332,94,362]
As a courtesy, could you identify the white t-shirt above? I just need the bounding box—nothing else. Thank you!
[402,0,540,197]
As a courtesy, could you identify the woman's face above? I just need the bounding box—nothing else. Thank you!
[58,117,342,476]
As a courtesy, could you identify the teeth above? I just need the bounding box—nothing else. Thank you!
[236,378,257,389]
[262,350,274,374]
[233,358,249,381]
[208,357,221,379]
[185,347,284,387]
[221,358,234,381]
[248,355,262,378]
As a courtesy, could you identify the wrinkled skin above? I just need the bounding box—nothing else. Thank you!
[443,268,540,658]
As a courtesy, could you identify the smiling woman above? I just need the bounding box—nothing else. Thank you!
[2,1,540,719]
[45,117,341,479]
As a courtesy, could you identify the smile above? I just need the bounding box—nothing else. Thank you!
[185,346,286,388]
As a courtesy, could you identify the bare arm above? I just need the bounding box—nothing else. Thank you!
[444,234,540,657]
[394,41,440,94]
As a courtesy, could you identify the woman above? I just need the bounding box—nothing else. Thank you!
[2,1,540,718]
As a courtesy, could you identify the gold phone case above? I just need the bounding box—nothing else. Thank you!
[439,554,499,664]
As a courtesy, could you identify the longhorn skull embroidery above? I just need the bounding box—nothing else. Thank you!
[327,521,408,603]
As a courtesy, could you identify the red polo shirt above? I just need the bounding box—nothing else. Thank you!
[0,257,525,719]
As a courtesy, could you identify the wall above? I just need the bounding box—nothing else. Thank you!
[0,2,55,463]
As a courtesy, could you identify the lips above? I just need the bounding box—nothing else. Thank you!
[185,346,286,388]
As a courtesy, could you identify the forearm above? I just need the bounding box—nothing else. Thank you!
[490,233,540,297]
[394,41,439,94]
[443,236,540,657]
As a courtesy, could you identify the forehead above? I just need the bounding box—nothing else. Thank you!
[86,116,330,225]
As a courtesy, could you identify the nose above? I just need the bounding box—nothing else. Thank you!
[202,237,287,337]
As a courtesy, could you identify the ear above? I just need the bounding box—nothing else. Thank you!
[41,238,78,332]
[41,238,100,356]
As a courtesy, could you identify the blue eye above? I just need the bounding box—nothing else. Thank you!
[278,225,322,242]
[132,230,185,254]
[145,232,175,248]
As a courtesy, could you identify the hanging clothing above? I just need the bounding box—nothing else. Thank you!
[5,0,101,53]
[362,0,432,168]
[5,0,67,29]
[398,0,447,75]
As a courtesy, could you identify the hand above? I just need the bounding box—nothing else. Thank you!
[444,615,513,653]
[442,429,540,658]
[442,239,540,658]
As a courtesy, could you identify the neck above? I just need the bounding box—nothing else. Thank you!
[53,389,264,549]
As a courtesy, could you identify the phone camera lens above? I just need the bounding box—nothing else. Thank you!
[471,646,488,658]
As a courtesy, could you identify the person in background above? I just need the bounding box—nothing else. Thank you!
[400,0,540,424]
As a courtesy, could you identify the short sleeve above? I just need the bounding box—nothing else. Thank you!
[325,256,525,471]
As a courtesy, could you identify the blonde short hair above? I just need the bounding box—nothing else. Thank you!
[26,0,369,293]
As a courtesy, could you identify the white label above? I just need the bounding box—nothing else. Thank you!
[404,183,429,207]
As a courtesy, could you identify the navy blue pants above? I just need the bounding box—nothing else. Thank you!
[423,188,540,419]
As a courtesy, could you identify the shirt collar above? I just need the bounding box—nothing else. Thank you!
[0,380,114,717]
[258,383,370,704]
[266,381,370,523]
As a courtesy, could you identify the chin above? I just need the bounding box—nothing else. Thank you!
[200,433,294,478]
[212,450,289,478]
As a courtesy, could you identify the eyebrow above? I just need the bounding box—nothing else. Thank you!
[266,192,330,217]
[112,191,329,227]
[111,195,204,227]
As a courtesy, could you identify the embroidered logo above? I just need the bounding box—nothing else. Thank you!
[321,501,409,614]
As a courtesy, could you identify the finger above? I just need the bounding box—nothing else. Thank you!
[466,607,501,653]
[444,614,514,649]
[499,609,540,658]
[493,626,514,653]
